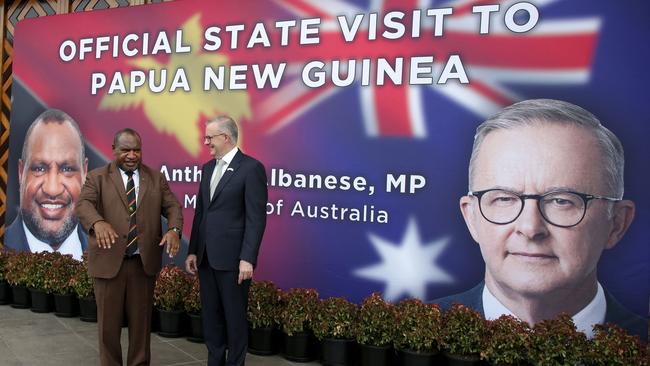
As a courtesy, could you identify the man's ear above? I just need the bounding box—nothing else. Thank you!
[82,158,88,180]
[460,195,480,244]
[605,200,635,250]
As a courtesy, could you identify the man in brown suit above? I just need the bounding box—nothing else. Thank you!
[76,128,183,366]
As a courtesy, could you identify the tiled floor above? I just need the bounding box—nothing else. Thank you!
[0,304,318,365]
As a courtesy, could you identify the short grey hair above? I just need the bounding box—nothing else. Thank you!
[206,115,239,144]
[22,109,86,165]
[468,99,625,198]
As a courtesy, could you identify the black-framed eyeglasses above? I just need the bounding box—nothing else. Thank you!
[204,133,226,142]
[468,188,621,228]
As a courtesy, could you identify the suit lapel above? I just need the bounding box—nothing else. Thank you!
[210,150,243,204]
[109,163,129,210]
[203,160,216,208]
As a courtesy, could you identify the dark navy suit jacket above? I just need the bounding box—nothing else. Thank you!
[188,150,267,270]
[434,282,648,342]
[3,213,88,254]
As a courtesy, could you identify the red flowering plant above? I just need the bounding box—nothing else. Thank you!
[528,313,589,366]
[69,253,94,299]
[393,298,443,353]
[311,297,358,341]
[153,265,192,312]
[355,292,395,348]
[43,252,79,295]
[481,315,532,365]
[184,275,201,314]
[440,304,487,358]
[586,322,648,366]
[24,251,54,292]
[279,288,319,336]
[0,250,7,282]
[4,251,31,286]
[247,280,283,329]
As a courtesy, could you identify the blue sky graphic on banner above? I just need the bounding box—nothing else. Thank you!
[6,0,649,320]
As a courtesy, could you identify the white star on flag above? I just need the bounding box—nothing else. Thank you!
[354,217,454,301]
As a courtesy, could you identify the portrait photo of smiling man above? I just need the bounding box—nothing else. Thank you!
[3,109,88,260]
[435,99,648,341]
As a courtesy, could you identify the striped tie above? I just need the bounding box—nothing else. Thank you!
[125,171,138,256]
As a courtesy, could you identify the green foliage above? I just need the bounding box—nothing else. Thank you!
[312,297,358,341]
[4,251,31,286]
[43,252,79,295]
[153,265,191,311]
[440,304,486,356]
[0,251,7,282]
[586,323,648,366]
[528,313,589,366]
[393,298,442,353]
[279,288,319,336]
[247,280,282,329]
[355,292,395,347]
[481,315,531,365]
[184,275,201,314]
[70,253,94,299]
[24,252,54,291]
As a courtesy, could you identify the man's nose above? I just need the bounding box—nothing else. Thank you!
[515,199,550,240]
[41,168,65,197]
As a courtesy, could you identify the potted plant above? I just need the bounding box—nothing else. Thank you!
[44,252,79,317]
[24,252,55,313]
[184,275,203,343]
[247,280,282,355]
[312,297,358,366]
[70,253,96,322]
[481,315,531,366]
[279,287,319,362]
[528,313,588,365]
[586,322,647,366]
[4,251,31,308]
[153,264,191,337]
[393,298,443,366]
[355,292,395,366]
[440,304,486,365]
[0,250,11,304]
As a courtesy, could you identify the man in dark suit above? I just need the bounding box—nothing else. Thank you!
[435,99,648,341]
[4,109,88,259]
[76,128,183,366]
[185,116,267,366]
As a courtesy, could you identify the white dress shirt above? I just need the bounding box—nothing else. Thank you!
[482,283,606,339]
[210,147,238,186]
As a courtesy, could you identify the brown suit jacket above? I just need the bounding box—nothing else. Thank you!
[75,162,182,278]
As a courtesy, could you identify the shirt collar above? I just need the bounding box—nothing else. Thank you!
[23,221,83,261]
[217,146,238,166]
[482,283,606,339]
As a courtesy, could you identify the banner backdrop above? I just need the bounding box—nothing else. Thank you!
[6,0,649,317]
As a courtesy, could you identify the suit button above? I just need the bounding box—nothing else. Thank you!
[123,235,127,239]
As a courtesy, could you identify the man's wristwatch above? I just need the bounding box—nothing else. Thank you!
[168,227,181,236]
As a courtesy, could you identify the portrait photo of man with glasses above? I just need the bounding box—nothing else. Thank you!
[434,99,648,341]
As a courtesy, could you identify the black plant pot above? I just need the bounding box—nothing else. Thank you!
[283,331,318,362]
[321,338,357,366]
[158,309,184,337]
[186,312,204,343]
[151,307,159,332]
[248,326,277,356]
[54,293,79,317]
[11,285,31,309]
[444,352,482,366]
[78,297,97,322]
[0,280,12,305]
[398,348,441,366]
[29,289,53,313]
[359,344,393,366]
